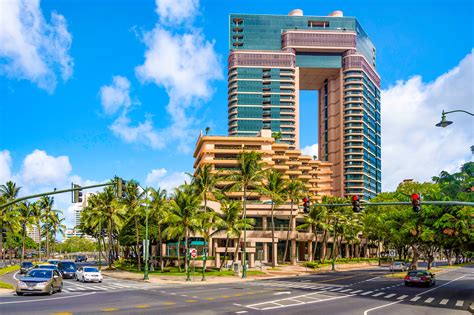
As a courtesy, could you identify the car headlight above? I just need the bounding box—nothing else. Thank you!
[36,282,48,287]
[18,281,26,286]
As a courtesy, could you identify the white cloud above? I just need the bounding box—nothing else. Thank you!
[109,114,166,149]
[145,168,189,192]
[20,149,72,186]
[0,150,12,184]
[0,0,73,92]
[301,143,319,158]
[155,0,199,26]
[382,49,473,191]
[99,75,133,115]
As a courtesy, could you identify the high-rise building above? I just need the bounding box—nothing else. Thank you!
[228,9,381,199]
[26,226,40,244]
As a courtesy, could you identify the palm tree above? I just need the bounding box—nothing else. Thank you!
[272,131,282,143]
[165,184,201,278]
[283,180,306,263]
[18,201,37,263]
[260,169,287,266]
[298,205,329,261]
[205,127,210,135]
[226,151,265,276]
[0,181,21,263]
[120,181,145,271]
[50,216,66,254]
[149,187,168,272]
[212,200,254,271]
[39,196,61,258]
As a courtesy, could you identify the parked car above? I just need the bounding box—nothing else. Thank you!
[75,255,87,263]
[60,261,77,279]
[16,268,63,295]
[19,262,34,274]
[404,270,436,287]
[390,261,407,272]
[75,266,102,283]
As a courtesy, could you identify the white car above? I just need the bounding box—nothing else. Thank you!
[75,266,103,283]
[390,261,407,272]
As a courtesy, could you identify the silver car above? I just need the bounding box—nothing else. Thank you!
[390,261,407,271]
[16,268,63,295]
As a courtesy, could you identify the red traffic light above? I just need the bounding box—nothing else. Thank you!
[352,195,359,202]
[303,197,308,203]
[411,193,420,201]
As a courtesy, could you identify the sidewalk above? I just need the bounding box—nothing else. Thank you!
[102,262,381,285]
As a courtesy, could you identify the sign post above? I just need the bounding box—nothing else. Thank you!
[189,248,197,282]
[389,249,395,276]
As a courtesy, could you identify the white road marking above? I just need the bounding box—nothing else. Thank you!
[351,290,363,294]
[361,291,373,296]
[397,295,408,300]
[384,294,396,298]
[273,291,291,295]
[439,299,448,305]
[0,292,96,305]
[13,271,21,280]
[363,300,401,315]
[410,296,421,302]
[424,297,434,303]
[372,292,384,297]
[456,300,464,307]
[244,292,353,310]
[415,274,467,297]
[235,311,248,314]
[339,289,352,293]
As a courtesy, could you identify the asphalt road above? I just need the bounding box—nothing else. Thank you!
[0,265,472,314]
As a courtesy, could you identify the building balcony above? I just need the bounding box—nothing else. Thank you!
[282,30,357,52]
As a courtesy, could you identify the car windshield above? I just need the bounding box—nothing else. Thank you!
[62,262,76,270]
[84,267,99,273]
[48,260,59,265]
[38,265,56,270]
[27,269,52,278]
[394,262,403,265]
[22,262,33,267]
[408,271,428,276]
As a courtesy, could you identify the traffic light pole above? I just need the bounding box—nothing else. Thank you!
[0,182,116,210]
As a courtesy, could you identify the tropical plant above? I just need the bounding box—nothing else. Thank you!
[0,181,21,263]
[283,180,306,263]
[149,187,168,271]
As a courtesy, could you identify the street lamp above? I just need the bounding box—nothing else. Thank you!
[435,109,474,128]
[138,185,150,281]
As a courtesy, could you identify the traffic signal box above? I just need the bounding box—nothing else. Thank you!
[72,184,83,203]
[352,195,361,212]
[115,177,127,198]
[303,197,310,213]
[411,193,421,212]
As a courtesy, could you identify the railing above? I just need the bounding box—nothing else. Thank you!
[228,51,296,68]
[282,30,356,49]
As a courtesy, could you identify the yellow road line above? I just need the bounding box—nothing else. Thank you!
[50,313,73,315]
[135,305,150,309]
[205,297,215,300]
[162,302,176,305]
[186,300,198,303]
[233,293,243,297]
[220,295,231,298]
[101,308,119,312]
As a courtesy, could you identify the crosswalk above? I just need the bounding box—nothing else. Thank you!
[62,281,154,293]
[247,280,468,309]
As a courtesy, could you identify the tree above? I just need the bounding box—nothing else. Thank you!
[283,180,306,263]
[120,181,146,271]
[39,196,62,258]
[149,187,168,272]
[0,181,21,263]
[18,201,37,263]
[226,151,265,275]
[260,169,287,266]
[165,184,201,278]
[297,204,329,262]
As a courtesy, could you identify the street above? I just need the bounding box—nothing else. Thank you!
[0,265,472,314]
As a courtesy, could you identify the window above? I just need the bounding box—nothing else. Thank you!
[308,21,329,28]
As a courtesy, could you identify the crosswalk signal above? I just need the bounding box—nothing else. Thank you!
[411,193,421,213]
[352,195,361,212]
[115,177,127,198]
[303,197,310,213]
[72,184,83,203]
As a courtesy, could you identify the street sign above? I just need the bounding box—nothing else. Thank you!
[389,249,396,257]
[189,248,197,258]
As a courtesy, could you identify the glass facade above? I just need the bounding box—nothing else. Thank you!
[228,12,381,200]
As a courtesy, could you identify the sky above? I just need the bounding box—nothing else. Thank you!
[0,0,473,229]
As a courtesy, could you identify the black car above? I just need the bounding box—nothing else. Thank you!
[60,261,77,279]
[75,255,87,263]
[20,262,33,274]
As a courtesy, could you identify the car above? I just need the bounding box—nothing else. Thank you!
[47,259,60,266]
[19,262,34,274]
[33,264,63,275]
[390,261,407,272]
[16,268,63,296]
[60,261,77,279]
[404,270,436,287]
[75,255,87,263]
[76,266,102,283]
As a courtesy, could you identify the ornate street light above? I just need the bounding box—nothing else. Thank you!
[435,109,474,128]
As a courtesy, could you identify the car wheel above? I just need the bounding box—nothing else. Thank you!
[48,286,54,295]
[99,280,102,283]
[16,292,23,296]
[81,277,84,283]
[58,283,63,293]
[404,282,410,287]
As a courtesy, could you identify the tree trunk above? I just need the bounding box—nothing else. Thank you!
[185,229,189,275]
[21,225,26,264]
[270,201,277,267]
[220,237,230,271]
[410,245,419,269]
[312,231,319,261]
[283,200,294,263]
[46,230,49,258]
[134,218,141,271]
[331,221,338,261]
[158,224,164,272]
[444,249,452,266]
[321,229,328,262]
[0,222,4,264]
[108,221,113,268]
[177,240,181,272]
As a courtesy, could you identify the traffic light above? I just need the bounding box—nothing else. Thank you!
[303,197,310,213]
[411,193,421,212]
[352,195,361,212]
[115,177,127,198]
[72,183,83,203]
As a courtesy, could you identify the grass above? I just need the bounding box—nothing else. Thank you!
[268,267,281,271]
[0,265,20,277]
[246,270,266,276]
[439,262,473,268]
[0,280,13,290]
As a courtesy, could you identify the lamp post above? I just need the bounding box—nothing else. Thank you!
[140,186,150,281]
[435,109,474,127]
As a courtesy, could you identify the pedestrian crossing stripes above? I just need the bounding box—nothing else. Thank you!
[247,281,467,309]
[62,282,153,293]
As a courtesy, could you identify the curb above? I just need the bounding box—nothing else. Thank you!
[468,302,474,314]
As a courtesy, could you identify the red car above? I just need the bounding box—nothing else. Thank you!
[404,270,436,287]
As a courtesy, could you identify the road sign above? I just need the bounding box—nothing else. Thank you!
[389,249,396,257]
[189,248,197,258]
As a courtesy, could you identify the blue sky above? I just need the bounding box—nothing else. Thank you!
[1,0,473,227]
